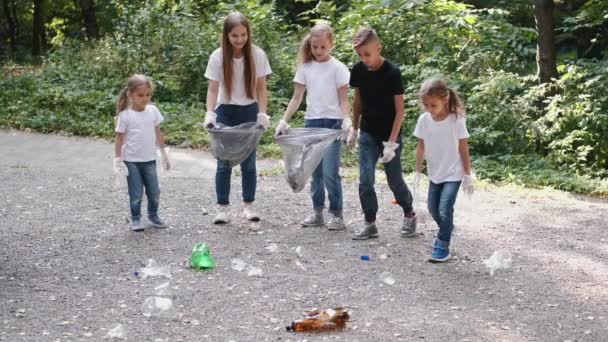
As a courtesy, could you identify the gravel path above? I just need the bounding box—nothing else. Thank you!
[1,130,606,342]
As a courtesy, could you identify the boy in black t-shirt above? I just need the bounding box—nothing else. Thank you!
[346,27,417,240]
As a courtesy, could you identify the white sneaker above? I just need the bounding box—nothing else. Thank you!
[326,214,346,231]
[213,206,230,224]
[243,205,260,222]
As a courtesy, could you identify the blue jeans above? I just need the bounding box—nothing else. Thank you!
[124,160,160,220]
[358,130,413,223]
[215,103,258,205]
[304,118,343,215]
[427,180,461,244]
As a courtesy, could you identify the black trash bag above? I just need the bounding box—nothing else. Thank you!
[208,122,265,168]
[274,128,343,193]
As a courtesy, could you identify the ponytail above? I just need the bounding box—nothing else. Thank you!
[115,87,129,115]
[447,87,464,116]
[297,34,313,66]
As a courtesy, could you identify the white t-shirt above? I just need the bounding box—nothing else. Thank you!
[204,46,272,107]
[115,104,164,162]
[413,112,470,183]
[294,57,350,120]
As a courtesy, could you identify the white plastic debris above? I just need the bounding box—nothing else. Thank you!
[265,243,279,253]
[295,260,307,271]
[104,324,125,339]
[379,271,396,286]
[483,250,512,276]
[246,265,263,277]
[295,246,305,259]
[377,246,389,260]
[231,259,247,272]
[139,259,172,279]
[154,281,171,296]
[142,296,174,318]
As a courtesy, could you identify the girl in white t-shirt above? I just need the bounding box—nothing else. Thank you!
[413,77,475,263]
[114,74,171,232]
[274,22,352,230]
[203,12,272,225]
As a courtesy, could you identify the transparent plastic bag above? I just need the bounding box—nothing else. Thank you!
[208,122,265,168]
[274,128,343,193]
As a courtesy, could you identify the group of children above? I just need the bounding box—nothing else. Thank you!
[112,12,475,263]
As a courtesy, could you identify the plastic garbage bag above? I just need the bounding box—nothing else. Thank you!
[208,122,265,168]
[274,128,343,193]
[483,250,512,276]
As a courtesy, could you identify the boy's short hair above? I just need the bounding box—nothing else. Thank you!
[353,27,379,48]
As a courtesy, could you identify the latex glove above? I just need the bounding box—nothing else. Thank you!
[346,129,359,148]
[462,171,476,196]
[381,141,399,163]
[113,157,123,175]
[203,111,217,129]
[160,147,171,171]
[412,171,422,202]
[256,112,270,129]
[274,119,289,137]
[341,118,353,140]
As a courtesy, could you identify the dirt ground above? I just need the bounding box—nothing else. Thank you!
[0,130,606,342]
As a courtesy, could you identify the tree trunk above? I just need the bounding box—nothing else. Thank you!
[533,0,558,83]
[32,0,46,56]
[2,0,16,51]
[79,0,99,39]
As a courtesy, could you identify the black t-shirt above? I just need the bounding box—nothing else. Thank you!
[349,59,404,141]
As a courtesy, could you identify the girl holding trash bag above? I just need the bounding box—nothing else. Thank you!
[114,74,171,232]
[204,12,272,224]
[413,77,475,263]
[274,22,352,230]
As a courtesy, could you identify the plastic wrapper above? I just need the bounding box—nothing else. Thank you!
[274,128,342,193]
[208,122,265,168]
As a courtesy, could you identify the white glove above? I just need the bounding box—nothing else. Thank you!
[203,111,217,129]
[160,147,171,171]
[462,171,476,196]
[412,171,421,202]
[113,157,128,176]
[381,141,399,163]
[341,118,353,140]
[274,119,289,137]
[346,129,359,148]
[256,112,270,129]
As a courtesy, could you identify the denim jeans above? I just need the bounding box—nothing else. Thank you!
[304,118,343,215]
[124,160,160,220]
[427,180,461,244]
[215,103,258,205]
[358,130,413,223]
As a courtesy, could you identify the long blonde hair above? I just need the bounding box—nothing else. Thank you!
[297,22,333,66]
[116,74,154,115]
[221,12,256,100]
[419,77,465,116]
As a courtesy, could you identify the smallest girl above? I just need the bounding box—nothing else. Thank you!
[114,74,171,232]
[413,77,475,263]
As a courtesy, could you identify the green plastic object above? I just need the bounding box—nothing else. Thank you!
[190,243,216,269]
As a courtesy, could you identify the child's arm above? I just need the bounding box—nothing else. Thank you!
[206,80,219,113]
[115,133,124,158]
[256,76,268,113]
[352,88,361,130]
[458,138,472,175]
[338,85,351,120]
[415,139,425,172]
[282,83,306,122]
[388,94,405,143]
[155,126,166,149]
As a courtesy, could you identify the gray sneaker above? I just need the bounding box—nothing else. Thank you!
[352,222,379,240]
[131,218,144,232]
[301,211,324,227]
[400,213,417,238]
[326,214,346,231]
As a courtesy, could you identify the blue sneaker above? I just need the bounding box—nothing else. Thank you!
[148,215,167,229]
[428,239,450,263]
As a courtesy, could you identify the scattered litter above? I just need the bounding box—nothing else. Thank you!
[295,260,307,271]
[104,324,125,339]
[139,259,172,279]
[295,246,305,259]
[360,255,370,261]
[201,207,209,215]
[377,246,389,260]
[246,265,263,277]
[379,271,396,286]
[287,307,350,332]
[189,243,215,270]
[483,250,512,276]
[231,259,247,272]
[265,243,279,253]
[154,281,171,296]
[142,297,173,318]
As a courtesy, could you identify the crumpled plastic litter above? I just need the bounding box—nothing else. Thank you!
[208,122,265,168]
[139,259,172,279]
[104,324,125,339]
[142,296,174,318]
[274,128,343,193]
[483,250,512,276]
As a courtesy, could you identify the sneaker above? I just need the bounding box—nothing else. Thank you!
[148,215,167,229]
[326,214,346,231]
[213,206,230,224]
[131,218,144,232]
[301,211,324,227]
[243,205,260,222]
[428,239,451,263]
[352,222,379,240]
[400,213,417,238]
